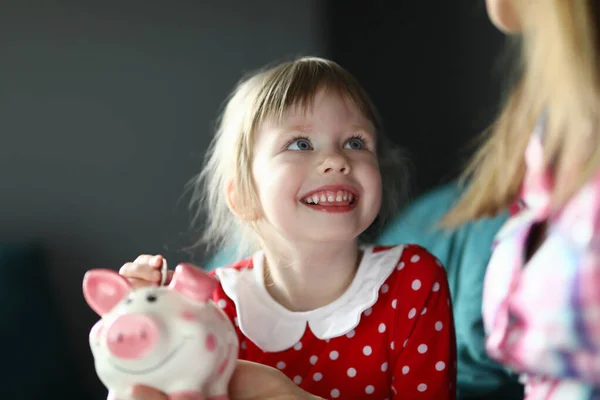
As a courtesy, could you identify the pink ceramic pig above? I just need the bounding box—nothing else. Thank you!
[83,263,238,400]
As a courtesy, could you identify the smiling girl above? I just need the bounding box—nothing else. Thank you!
[121,56,457,400]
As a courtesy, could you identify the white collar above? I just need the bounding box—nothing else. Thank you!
[215,245,405,352]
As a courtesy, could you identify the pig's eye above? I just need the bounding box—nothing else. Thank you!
[146,294,158,303]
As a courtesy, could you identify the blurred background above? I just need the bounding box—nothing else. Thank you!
[0,0,506,398]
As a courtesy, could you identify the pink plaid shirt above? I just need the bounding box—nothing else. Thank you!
[482,119,600,399]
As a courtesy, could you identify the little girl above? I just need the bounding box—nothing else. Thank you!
[121,56,456,399]
[445,1,600,398]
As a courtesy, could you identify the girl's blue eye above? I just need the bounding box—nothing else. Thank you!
[345,137,365,150]
[287,138,313,151]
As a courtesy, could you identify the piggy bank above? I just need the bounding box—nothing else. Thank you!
[82,263,238,400]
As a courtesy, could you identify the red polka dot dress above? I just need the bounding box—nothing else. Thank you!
[211,244,457,399]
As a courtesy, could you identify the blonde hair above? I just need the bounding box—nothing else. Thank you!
[189,57,409,259]
[444,0,600,227]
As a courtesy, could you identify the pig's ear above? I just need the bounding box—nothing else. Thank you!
[168,263,218,303]
[83,269,131,316]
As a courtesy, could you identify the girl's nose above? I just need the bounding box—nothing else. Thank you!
[319,151,351,175]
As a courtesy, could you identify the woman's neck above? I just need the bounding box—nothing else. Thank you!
[261,240,362,312]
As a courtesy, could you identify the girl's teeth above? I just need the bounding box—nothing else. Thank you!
[304,190,355,204]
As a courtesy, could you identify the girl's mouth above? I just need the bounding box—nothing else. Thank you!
[302,189,355,205]
[300,189,358,212]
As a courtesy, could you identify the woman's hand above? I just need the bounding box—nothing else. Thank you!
[129,360,321,400]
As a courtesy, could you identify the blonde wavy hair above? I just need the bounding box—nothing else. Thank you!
[444,0,600,226]
[189,57,409,259]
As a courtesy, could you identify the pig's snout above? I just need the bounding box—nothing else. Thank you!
[106,313,159,359]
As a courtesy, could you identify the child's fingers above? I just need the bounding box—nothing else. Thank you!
[134,254,163,268]
[129,385,202,400]
[171,395,204,400]
[127,277,159,290]
[129,385,168,400]
[119,262,161,283]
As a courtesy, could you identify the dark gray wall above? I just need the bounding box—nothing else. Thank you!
[0,1,327,396]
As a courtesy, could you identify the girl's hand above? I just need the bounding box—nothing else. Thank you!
[119,254,174,289]
[128,360,322,400]
[127,386,194,400]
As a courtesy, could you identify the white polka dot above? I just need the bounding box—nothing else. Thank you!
[330,389,340,398]
[436,361,446,371]
[412,279,422,290]
[240,341,247,350]
[363,345,372,356]
[378,323,386,333]
[293,341,302,350]
[411,255,420,263]
[364,307,372,316]
[381,362,388,372]
[276,361,286,369]
[408,308,417,319]
[421,307,427,315]
[381,283,389,293]
[313,372,323,381]
[293,375,302,384]
[234,317,239,326]
[217,299,227,308]
[403,339,408,348]
[433,282,440,292]
[436,259,442,266]
[417,383,427,392]
[329,350,339,360]
[402,366,410,374]
[397,261,405,271]
[310,355,318,365]
[365,385,375,394]
[435,321,443,331]
[347,367,357,377]
[347,330,355,338]
[391,299,397,309]
[390,341,395,350]
[418,344,428,354]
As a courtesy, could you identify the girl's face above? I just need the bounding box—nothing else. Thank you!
[250,89,383,245]
[485,0,522,34]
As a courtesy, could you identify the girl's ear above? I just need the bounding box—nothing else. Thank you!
[226,180,260,222]
[225,179,242,218]
[485,0,522,34]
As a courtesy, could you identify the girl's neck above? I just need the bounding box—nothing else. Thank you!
[261,240,362,312]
